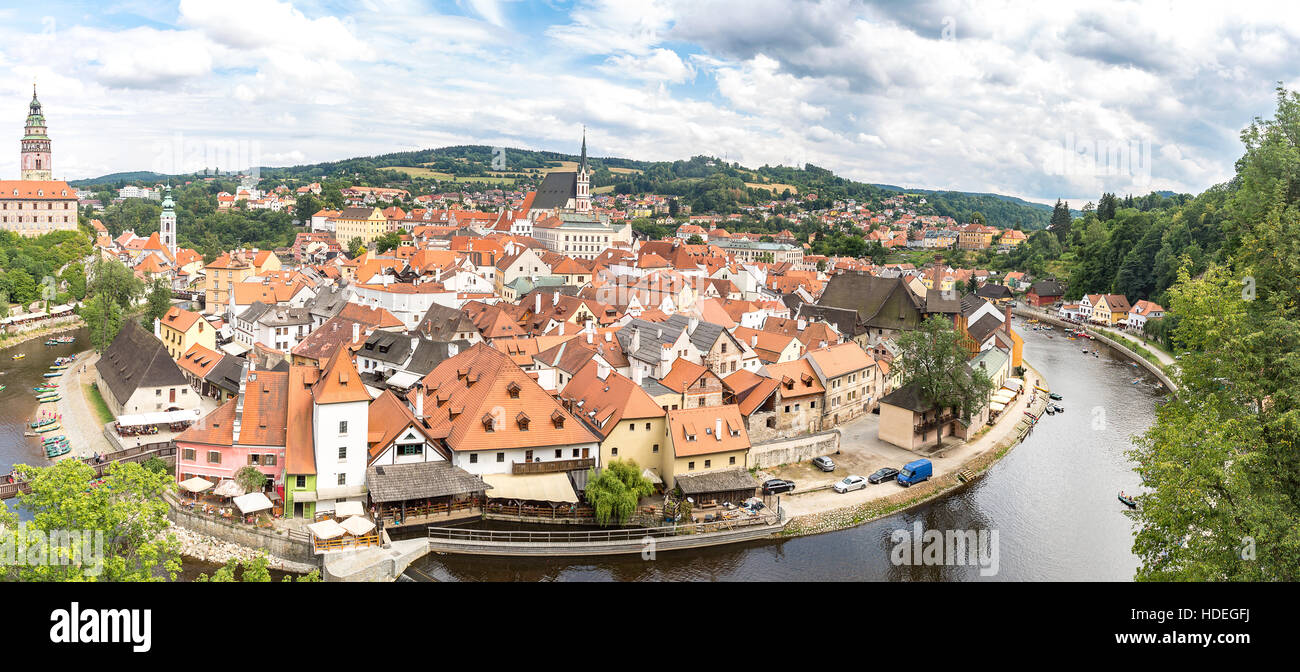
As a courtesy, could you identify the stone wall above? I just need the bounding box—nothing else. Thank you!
[166,493,317,566]
[748,429,840,469]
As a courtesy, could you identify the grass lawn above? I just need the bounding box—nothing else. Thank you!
[83,382,115,425]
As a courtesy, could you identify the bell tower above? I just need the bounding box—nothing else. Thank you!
[160,183,177,258]
[20,83,52,181]
[575,127,591,213]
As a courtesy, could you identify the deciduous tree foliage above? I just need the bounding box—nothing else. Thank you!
[585,459,655,526]
[894,316,995,448]
[1129,86,1300,581]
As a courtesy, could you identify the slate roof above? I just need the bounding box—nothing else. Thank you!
[967,313,1005,344]
[97,321,188,406]
[1027,279,1065,297]
[532,172,577,211]
[418,303,479,341]
[673,468,758,495]
[817,273,926,331]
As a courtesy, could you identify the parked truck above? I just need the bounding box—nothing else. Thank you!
[897,459,933,487]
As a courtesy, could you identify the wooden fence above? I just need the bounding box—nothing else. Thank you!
[0,441,175,500]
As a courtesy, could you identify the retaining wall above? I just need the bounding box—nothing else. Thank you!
[165,493,318,566]
[748,429,840,470]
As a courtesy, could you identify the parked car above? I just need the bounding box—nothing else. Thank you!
[833,475,867,493]
[897,459,933,487]
[762,478,796,495]
[868,467,899,484]
[811,456,836,472]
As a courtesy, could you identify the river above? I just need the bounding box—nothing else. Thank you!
[405,322,1164,581]
[0,327,88,486]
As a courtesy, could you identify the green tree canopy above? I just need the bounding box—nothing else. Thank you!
[894,316,995,448]
[584,459,655,526]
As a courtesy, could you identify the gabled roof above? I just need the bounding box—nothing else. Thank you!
[805,341,874,379]
[666,405,749,457]
[762,358,826,398]
[161,305,203,333]
[97,321,187,406]
[560,360,664,437]
[312,346,371,405]
[177,343,223,379]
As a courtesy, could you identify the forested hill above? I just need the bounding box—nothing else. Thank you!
[79,144,1058,230]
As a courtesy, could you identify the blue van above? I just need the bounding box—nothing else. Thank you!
[897,459,933,487]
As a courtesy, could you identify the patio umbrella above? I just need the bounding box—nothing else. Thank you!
[213,479,245,498]
[179,477,213,494]
[335,500,364,518]
[233,491,273,515]
[339,515,375,536]
[307,518,346,540]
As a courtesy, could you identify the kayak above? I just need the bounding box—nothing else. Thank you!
[43,373,61,378]
[30,416,59,428]
[34,423,61,433]
[1118,493,1138,509]
[12,354,25,360]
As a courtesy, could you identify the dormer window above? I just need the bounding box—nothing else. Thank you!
[482,414,495,432]
[516,412,530,431]
[506,382,520,399]
[551,410,565,429]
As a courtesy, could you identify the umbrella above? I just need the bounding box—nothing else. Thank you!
[335,500,364,518]
[340,516,375,536]
[179,477,213,494]
[307,518,346,540]
[233,491,273,515]
[213,479,245,498]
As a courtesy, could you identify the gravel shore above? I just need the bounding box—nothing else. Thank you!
[167,522,318,574]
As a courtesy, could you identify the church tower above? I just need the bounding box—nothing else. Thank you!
[20,84,52,181]
[160,184,177,259]
[575,128,591,213]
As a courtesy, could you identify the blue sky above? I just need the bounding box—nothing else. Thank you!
[1,0,1297,204]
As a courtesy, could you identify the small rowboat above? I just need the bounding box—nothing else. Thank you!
[1118,493,1138,509]
[35,423,61,433]
[42,434,66,444]
[1049,392,1062,400]
[30,416,59,428]
[12,353,25,360]
[43,373,61,378]
[39,397,60,404]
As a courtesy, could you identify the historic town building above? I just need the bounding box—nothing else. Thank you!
[0,86,77,237]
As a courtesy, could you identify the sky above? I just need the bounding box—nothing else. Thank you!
[1,0,1297,205]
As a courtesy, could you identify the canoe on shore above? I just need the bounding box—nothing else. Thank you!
[43,373,61,378]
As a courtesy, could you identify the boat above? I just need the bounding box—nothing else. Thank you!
[11,353,24,360]
[34,423,61,433]
[33,386,57,393]
[42,435,66,444]
[1045,406,1056,415]
[0,385,5,392]
[49,365,68,371]
[1051,404,1064,413]
[30,416,58,428]
[1118,493,1138,509]
[39,397,60,404]
[1049,392,1062,400]
[46,445,71,459]
[43,372,60,378]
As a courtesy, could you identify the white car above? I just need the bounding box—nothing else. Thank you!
[833,475,867,493]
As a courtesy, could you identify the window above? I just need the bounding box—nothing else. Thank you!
[688,461,695,470]
[338,421,348,435]
[704,459,711,468]
[338,446,347,461]
[729,456,736,465]
[337,474,346,486]
[645,423,651,430]
[207,451,221,464]
[295,475,306,488]
[496,452,505,463]
[652,444,659,453]
[572,449,580,458]
[182,448,195,461]
[555,449,562,458]
[469,453,478,464]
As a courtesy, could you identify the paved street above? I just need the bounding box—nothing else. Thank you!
[54,350,113,461]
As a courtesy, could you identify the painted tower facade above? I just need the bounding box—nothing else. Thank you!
[20,85,51,181]
[160,184,177,258]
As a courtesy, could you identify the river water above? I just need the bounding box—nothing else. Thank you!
[0,327,88,483]
[406,323,1163,581]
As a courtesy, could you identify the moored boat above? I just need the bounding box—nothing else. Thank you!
[12,353,25,360]
[34,423,61,433]
[1118,492,1138,509]
[43,372,61,378]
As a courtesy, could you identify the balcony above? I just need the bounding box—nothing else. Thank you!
[512,457,595,475]
[914,414,956,433]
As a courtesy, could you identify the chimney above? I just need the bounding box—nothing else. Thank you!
[715,417,722,441]
[535,293,541,313]
[352,322,359,343]
[416,387,424,418]
[689,317,699,332]
[751,334,758,347]
[553,292,559,307]
[633,367,642,386]
[586,331,593,344]
[153,317,162,339]
[631,328,641,352]
[410,336,419,353]
[1004,303,1012,337]
[797,318,807,330]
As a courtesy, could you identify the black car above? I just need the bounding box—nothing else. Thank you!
[868,468,900,484]
[761,478,796,495]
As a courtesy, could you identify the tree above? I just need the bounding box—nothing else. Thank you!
[894,316,996,448]
[234,466,268,494]
[87,258,143,309]
[144,278,173,327]
[373,232,402,254]
[0,460,180,581]
[1049,199,1072,243]
[61,262,86,301]
[347,237,365,259]
[80,292,124,353]
[686,234,704,245]
[1129,87,1300,581]
[584,459,655,526]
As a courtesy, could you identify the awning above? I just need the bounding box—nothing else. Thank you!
[989,401,1007,412]
[308,518,346,540]
[1003,378,1024,391]
[384,371,420,389]
[335,500,365,518]
[482,472,579,504]
[339,516,375,536]
[314,484,367,501]
[179,476,213,493]
[117,409,203,427]
[213,479,245,498]
[291,490,317,502]
[991,391,1015,405]
[233,491,273,514]
[641,468,663,485]
[220,341,251,356]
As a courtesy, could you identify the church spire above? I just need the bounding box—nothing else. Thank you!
[21,80,51,181]
[579,126,587,175]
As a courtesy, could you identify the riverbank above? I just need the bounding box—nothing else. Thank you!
[779,362,1049,538]
[0,318,84,352]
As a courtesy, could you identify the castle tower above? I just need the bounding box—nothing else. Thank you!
[160,184,177,258]
[575,127,590,213]
[20,83,51,181]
